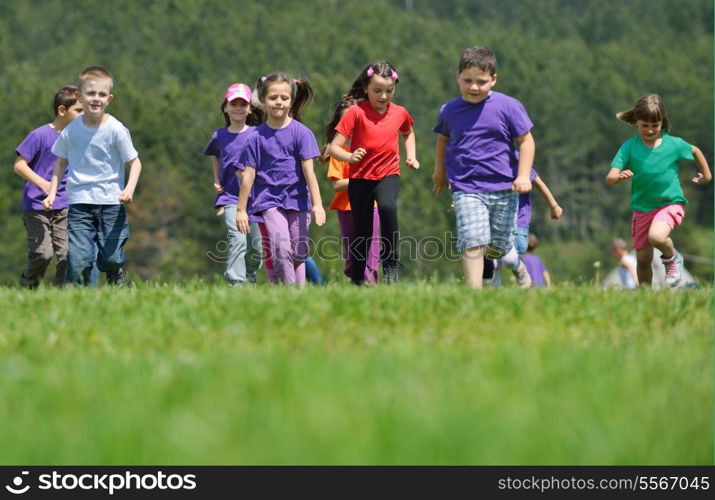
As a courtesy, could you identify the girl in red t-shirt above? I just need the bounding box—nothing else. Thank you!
[327,60,419,285]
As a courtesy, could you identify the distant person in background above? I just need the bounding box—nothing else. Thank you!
[606,94,711,287]
[236,72,325,287]
[321,97,380,284]
[432,45,535,289]
[609,237,638,289]
[328,60,419,285]
[486,172,563,285]
[522,233,551,288]
[205,82,263,287]
[13,86,84,288]
[43,66,142,287]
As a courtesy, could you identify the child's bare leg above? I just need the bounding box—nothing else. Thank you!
[462,245,486,289]
[648,221,675,257]
[635,246,654,288]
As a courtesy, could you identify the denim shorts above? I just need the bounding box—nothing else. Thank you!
[453,190,518,255]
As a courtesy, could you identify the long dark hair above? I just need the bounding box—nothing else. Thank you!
[343,60,399,101]
[319,97,357,163]
[256,71,314,123]
[220,100,265,128]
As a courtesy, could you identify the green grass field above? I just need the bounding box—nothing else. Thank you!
[0,283,711,465]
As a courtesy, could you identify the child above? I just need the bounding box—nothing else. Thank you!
[522,233,551,288]
[608,237,638,289]
[432,46,535,289]
[13,85,84,288]
[321,98,380,284]
[205,82,263,286]
[328,60,419,285]
[236,72,325,287]
[606,94,711,287]
[43,66,142,286]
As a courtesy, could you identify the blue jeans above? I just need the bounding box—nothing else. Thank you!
[515,225,530,255]
[67,204,129,286]
[222,204,263,284]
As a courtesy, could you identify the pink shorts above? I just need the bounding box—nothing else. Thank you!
[631,204,684,250]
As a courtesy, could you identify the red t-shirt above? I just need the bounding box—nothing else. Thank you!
[335,100,414,180]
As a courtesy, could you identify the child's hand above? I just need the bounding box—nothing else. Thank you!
[349,148,367,163]
[692,172,712,185]
[512,176,532,193]
[618,169,634,181]
[236,209,250,234]
[42,196,54,211]
[406,157,420,170]
[312,205,326,226]
[432,169,449,195]
[214,182,224,194]
[118,189,134,204]
[550,204,564,220]
[215,206,225,217]
[39,179,52,195]
[448,202,455,213]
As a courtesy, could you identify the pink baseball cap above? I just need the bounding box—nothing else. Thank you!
[224,83,253,103]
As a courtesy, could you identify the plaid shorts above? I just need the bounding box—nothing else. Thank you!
[453,190,518,255]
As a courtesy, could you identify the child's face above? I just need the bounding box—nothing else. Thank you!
[58,101,84,125]
[79,78,113,119]
[263,82,292,122]
[635,120,662,145]
[224,99,251,123]
[363,75,395,113]
[457,67,497,104]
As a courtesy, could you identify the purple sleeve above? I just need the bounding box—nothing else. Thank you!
[16,132,40,163]
[298,125,320,161]
[432,103,449,136]
[506,98,533,138]
[240,133,259,168]
[204,130,219,156]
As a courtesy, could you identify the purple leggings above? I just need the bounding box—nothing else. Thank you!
[261,207,310,286]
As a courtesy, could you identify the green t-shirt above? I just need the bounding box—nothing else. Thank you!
[611,133,694,212]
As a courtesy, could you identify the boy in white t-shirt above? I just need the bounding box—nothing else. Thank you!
[43,66,142,286]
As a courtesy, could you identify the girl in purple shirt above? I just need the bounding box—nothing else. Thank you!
[236,72,325,286]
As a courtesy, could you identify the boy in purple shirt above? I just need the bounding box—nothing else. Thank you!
[433,45,535,289]
[13,86,84,288]
[522,233,551,288]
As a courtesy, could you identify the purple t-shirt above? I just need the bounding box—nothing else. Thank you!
[522,253,546,287]
[204,126,255,207]
[516,168,539,227]
[240,120,320,214]
[15,124,67,211]
[433,91,533,193]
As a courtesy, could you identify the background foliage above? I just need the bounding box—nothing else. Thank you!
[1,0,712,284]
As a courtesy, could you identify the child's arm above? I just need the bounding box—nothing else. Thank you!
[13,155,51,194]
[605,167,633,185]
[328,133,366,164]
[236,166,255,234]
[119,157,142,204]
[533,176,563,220]
[432,134,449,195]
[401,128,419,170]
[302,158,326,226]
[691,145,712,184]
[42,158,68,210]
[332,179,349,192]
[513,131,535,193]
[211,156,224,193]
[543,269,552,289]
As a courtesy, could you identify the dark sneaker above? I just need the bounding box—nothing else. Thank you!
[106,268,126,286]
[20,271,39,289]
[384,266,400,285]
[482,257,495,279]
[662,251,683,287]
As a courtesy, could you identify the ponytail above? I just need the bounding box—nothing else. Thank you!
[616,94,670,132]
[255,72,313,122]
[319,97,357,163]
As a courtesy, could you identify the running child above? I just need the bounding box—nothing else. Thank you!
[606,94,711,287]
[236,72,325,286]
[328,60,419,285]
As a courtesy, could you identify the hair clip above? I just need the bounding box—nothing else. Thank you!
[261,76,267,83]
[366,67,374,78]
[390,69,399,80]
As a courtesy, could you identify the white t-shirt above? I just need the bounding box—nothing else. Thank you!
[52,114,138,205]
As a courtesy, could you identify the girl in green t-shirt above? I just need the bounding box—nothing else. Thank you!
[605,94,711,288]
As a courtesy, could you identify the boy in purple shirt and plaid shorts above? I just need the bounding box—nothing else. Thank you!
[433,46,535,289]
